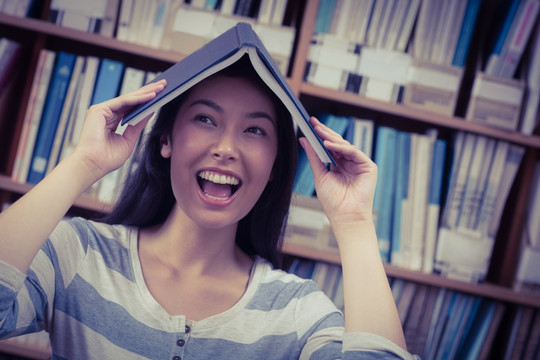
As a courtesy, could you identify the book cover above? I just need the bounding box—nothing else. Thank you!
[27,51,76,184]
[118,22,334,165]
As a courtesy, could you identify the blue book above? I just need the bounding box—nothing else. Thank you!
[373,126,397,262]
[314,0,336,34]
[391,131,411,265]
[451,0,482,67]
[27,52,76,184]
[91,58,125,105]
[119,22,334,166]
[293,115,350,196]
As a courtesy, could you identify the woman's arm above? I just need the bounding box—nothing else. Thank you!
[299,116,407,350]
[0,80,166,273]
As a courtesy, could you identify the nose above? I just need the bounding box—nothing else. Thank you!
[211,132,238,161]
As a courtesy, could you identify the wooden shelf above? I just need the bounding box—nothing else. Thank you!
[0,175,113,213]
[282,242,540,309]
[300,82,540,148]
[0,13,185,63]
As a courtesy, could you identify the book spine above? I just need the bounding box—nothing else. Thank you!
[27,52,76,184]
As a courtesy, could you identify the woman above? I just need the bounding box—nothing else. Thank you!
[0,58,416,359]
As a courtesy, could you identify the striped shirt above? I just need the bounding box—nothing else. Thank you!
[0,217,416,359]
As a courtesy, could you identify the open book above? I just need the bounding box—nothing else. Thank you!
[116,22,334,165]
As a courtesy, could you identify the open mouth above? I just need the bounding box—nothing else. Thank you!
[197,170,241,200]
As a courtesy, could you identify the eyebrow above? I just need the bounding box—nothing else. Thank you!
[189,99,276,126]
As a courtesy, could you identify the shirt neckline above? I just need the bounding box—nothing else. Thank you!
[128,225,266,329]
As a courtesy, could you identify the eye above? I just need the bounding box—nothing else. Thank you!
[245,126,267,136]
[195,114,214,125]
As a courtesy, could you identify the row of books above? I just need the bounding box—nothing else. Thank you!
[10,48,157,204]
[45,0,294,72]
[287,257,540,360]
[305,0,540,135]
[435,132,524,282]
[290,116,526,282]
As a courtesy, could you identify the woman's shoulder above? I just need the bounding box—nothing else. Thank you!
[252,257,336,308]
[54,217,136,249]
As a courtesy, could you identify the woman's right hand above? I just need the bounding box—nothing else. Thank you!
[72,79,166,181]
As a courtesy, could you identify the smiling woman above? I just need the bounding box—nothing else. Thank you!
[0,35,417,360]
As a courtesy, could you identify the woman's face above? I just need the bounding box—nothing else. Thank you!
[161,75,279,230]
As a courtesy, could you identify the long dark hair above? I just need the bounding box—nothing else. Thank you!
[102,56,298,268]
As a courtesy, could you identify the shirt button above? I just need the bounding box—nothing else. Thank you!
[176,339,185,347]
[185,325,191,334]
[172,357,181,360]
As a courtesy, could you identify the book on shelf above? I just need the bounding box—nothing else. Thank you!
[293,114,349,196]
[372,126,397,262]
[485,0,540,79]
[117,22,332,165]
[48,0,120,37]
[27,52,77,185]
[11,50,56,183]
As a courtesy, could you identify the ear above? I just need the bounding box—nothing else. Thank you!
[160,135,172,158]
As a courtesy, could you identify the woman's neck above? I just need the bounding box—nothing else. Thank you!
[139,204,251,276]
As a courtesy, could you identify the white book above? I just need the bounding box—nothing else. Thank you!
[59,56,99,162]
[476,140,509,235]
[444,132,476,229]
[220,0,236,15]
[366,0,388,47]
[457,135,487,230]
[375,0,396,49]
[14,51,57,183]
[333,0,354,39]
[487,145,525,237]
[117,0,134,41]
[408,134,433,271]
[383,0,409,50]
[352,0,375,44]
[467,138,496,230]
[270,0,287,26]
[257,0,274,25]
[394,0,421,52]
[352,117,374,158]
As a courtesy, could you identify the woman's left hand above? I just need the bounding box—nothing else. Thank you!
[299,116,378,225]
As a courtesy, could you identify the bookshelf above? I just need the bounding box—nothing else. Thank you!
[1,0,540,359]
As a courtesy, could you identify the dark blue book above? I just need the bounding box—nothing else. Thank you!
[27,51,76,184]
[118,22,334,165]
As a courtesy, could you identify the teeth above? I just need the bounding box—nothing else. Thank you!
[198,171,240,185]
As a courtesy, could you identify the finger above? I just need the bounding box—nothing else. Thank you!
[310,117,349,144]
[299,137,328,179]
[103,79,167,113]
